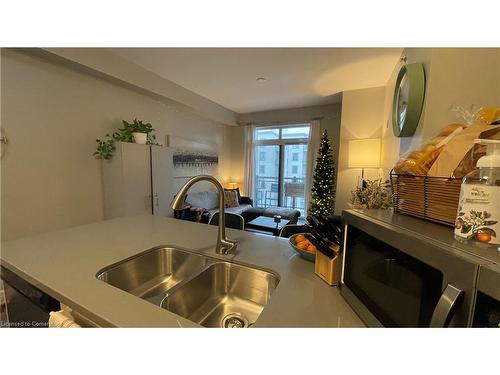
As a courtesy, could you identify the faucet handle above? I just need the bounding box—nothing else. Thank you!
[218,239,238,255]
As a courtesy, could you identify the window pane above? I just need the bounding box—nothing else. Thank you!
[255,128,279,140]
[254,145,279,208]
[252,124,311,215]
[283,143,308,216]
[281,125,310,139]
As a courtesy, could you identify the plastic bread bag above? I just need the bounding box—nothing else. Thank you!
[451,127,500,178]
[393,123,464,175]
[449,105,500,126]
[428,107,500,177]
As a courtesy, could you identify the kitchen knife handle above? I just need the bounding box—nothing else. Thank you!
[305,233,334,258]
[308,215,341,244]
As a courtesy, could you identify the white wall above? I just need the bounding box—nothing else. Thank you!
[381,48,500,176]
[0,48,2,245]
[1,49,231,241]
[336,87,386,215]
[421,49,500,141]
[39,48,238,126]
[225,125,246,192]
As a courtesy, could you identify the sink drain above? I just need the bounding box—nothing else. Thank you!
[221,313,249,328]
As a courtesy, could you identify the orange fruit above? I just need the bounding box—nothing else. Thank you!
[307,244,317,253]
[476,231,492,243]
[297,241,309,250]
[295,235,306,243]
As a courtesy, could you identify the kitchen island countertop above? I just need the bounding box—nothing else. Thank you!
[1,214,364,327]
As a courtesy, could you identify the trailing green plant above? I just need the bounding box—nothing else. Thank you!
[93,135,116,160]
[350,179,392,209]
[93,118,158,160]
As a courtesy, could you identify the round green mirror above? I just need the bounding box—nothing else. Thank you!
[392,63,425,137]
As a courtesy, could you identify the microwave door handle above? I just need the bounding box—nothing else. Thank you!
[430,284,464,328]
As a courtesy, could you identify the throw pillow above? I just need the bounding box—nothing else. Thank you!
[224,190,239,208]
[224,188,241,204]
[174,205,210,223]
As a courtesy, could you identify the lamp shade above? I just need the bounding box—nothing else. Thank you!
[226,182,239,189]
[348,138,381,169]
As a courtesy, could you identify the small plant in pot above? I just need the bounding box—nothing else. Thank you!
[112,119,156,145]
[93,118,158,160]
[350,179,393,209]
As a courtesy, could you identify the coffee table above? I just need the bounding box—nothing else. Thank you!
[246,216,290,236]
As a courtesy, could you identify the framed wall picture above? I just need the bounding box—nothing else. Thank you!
[168,135,219,194]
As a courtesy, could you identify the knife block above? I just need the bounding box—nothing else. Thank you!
[314,245,340,286]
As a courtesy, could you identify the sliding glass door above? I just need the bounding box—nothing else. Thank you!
[283,143,308,213]
[253,124,310,216]
[254,144,280,208]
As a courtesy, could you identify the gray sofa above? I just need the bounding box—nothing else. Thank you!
[183,190,301,225]
[185,190,253,219]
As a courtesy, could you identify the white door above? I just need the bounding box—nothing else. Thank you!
[122,142,152,215]
[151,146,173,216]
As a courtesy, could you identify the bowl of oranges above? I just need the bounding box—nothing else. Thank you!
[288,233,317,262]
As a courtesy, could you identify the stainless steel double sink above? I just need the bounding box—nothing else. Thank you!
[96,246,280,328]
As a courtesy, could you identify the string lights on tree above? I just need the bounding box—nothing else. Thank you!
[309,129,336,216]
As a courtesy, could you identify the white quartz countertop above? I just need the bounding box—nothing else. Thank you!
[0,215,364,327]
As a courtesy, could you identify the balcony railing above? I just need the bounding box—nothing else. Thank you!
[254,175,306,216]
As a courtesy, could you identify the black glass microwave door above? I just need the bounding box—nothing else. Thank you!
[473,292,500,328]
[344,227,443,327]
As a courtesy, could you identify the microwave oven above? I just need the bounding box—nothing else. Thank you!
[340,209,479,328]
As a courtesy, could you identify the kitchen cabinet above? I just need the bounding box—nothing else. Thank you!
[102,142,173,219]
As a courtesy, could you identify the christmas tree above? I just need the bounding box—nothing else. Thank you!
[309,130,336,216]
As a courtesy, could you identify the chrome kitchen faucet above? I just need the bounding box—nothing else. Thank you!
[171,175,238,255]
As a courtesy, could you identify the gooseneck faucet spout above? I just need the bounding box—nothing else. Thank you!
[171,175,238,255]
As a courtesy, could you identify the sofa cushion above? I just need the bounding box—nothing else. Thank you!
[224,188,241,204]
[174,206,210,223]
[208,204,252,218]
[185,190,219,211]
[224,190,239,208]
[227,204,251,215]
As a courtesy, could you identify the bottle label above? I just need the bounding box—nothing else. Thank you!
[455,185,500,245]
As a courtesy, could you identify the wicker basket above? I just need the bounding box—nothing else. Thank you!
[390,171,462,226]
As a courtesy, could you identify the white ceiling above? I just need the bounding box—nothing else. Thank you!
[111,48,402,114]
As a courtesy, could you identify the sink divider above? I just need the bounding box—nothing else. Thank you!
[159,260,223,307]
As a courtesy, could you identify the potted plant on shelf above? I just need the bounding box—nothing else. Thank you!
[350,179,393,209]
[93,118,158,160]
[112,119,156,145]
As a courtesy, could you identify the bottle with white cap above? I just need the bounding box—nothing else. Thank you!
[454,139,500,249]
